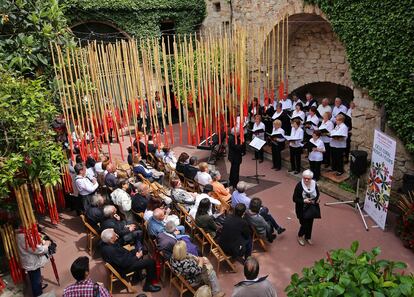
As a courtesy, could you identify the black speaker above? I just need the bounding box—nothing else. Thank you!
[350,150,368,177]
[401,174,414,194]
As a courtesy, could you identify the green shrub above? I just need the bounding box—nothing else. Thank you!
[285,241,414,296]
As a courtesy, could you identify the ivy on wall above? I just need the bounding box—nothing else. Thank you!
[305,0,414,153]
[63,0,207,38]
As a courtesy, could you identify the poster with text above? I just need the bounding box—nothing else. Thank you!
[364,130,396,230]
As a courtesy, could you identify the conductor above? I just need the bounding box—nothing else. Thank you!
[228,127,246,188]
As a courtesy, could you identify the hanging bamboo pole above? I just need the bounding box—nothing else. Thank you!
[172,35,183,144]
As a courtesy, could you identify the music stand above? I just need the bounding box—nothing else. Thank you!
[246,137,266,183]
[324,177,369,231]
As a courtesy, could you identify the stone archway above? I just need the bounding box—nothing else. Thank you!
[290,81,354,104]
[70,20,131,44]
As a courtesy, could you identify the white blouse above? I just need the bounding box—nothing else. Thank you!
[280,99,293,111]
[272,110,283,120]
[309,138,325,162]
[305,114,320,136]
[330,123,348,148]
[292,110,305,122]
[271,127,285,142]
[252,122,266,141]
[289,127,304,148]
[319,120,334,143]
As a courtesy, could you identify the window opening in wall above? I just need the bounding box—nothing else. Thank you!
[160,21,175,55]
[213,2,221,12]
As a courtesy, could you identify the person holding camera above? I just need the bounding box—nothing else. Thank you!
[15,227,51,296]
[292,170,321,246]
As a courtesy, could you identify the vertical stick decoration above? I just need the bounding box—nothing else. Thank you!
[0,225,24,284]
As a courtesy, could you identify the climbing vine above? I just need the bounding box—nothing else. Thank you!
[63,0,206,38]
[305,0,414,153]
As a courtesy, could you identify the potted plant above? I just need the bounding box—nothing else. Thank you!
[395,191,414,251]
[285,241,414,296]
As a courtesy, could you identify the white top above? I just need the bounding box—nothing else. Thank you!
[347,108,353,117]
[291,100,303,111]
[75,175,99,196]
[16,233,49,271]
[271,127,285,142]
[86,167,96,180]
[271,110,283,120]
[189,193,221,219]
[304,100,317,108]
[331,104,348,122]
[252,122,266,141]
[288,127,304,147]
[305,114,320,136]
[111,188,133,221]
[317,105,332,118]
[330,123,348,148]
[94,162,104,174]
[309,138,325,161]
[195,171,212,186]
[280,98,292,110]
[291,110,305,122]
[319,120,334,143]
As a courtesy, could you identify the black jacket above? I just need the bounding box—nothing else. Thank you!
[184,165,199,180]
[175,162,188,175]
[292,182,320,219]
[218,215,251,257]
[101,242,136,273]
[100,218,129,237]
[131,193,148,213]
[85,206,104,231]
[228,134,246,164]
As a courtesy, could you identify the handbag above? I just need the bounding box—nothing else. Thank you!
[303,203,321,219]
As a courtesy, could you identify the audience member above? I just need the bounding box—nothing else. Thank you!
[100,205,142,247]
[74,163,99,214]
[85,156,97,180]
[189,184,221,219]
[100,229,161,292]
[184,156,199,180]
[244,198,276,243]
[104,163,118,189]
[143,196,164,221]
[110,179,133,222]
[170,241,224,297]
[85,193,105,231]
[195,198,220,238]
[176,152,190,175]
[162,146,177,169]
[131,182,150,213]
[63,256,110,297]
[132,154,164,183]
[170,178,196,210]
[231,181,251,209]
[232,256,277,297]
[218,203,252,260]
[210,170,231,203]
[195,162,212,188]
[148,208,185,238]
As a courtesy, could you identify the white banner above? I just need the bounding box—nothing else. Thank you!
[364,130,396,230]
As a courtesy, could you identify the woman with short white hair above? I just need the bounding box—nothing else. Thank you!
[292,169,321,246]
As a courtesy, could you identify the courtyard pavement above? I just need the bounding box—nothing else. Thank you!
[34,124,414,297]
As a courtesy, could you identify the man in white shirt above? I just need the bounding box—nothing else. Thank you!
[331,97,348,122]
[189,184,221,218]
[317,98,332,118]
[74,163,99,214]
[279,92,292,111]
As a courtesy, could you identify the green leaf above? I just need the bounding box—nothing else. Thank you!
[351,241,359,253]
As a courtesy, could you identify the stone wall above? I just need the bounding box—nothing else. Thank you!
[201,0,231,32]
[201,0,414,189]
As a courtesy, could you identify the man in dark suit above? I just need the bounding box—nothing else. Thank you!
[85,194,105,231]
[228,130,246,188]
[131,182,149,213]
[184,156,199,180]
[100,205,143,248]
[218,203,252,260]
[100,229,161,293]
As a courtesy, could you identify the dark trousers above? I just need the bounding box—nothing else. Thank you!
[323,142,331,166]
[28,268,42,297]
[127,258,157,284]
[331,147,345,173]
[289,146,302,172]
[304,133,312,153]
[298,218,314,240]
[271,142,284,169]
[345,134,352,159]
[74,195,84,216]
[254,149,264,161]
[309,161,322,181]
[260,207,281,231]
[229,161,241,188]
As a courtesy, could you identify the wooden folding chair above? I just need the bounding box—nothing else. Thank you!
[176,171,186,184]
[252,227,267,251]
[146,153,157,168]
[166,261,199,297]
[191,220,211,255]
[105,263,137,294]
[184,178,201,193]
[205,233,237,274]
[80,214,99,255]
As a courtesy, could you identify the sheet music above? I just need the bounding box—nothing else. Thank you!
[249,137,266,150]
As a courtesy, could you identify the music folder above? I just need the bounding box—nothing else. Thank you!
[285,135,302,142]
